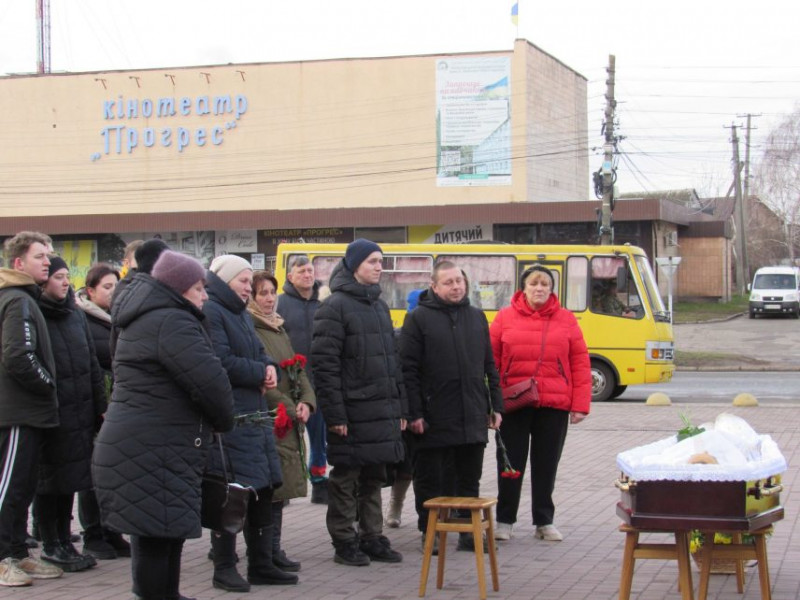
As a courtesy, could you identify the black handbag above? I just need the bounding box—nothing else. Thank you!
[500,319,550,413]
[201,435,254,535]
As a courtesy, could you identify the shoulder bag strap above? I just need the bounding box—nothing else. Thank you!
[533,318,551,378]
[215,434,236,483]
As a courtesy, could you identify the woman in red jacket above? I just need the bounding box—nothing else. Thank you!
[489,264,591,542]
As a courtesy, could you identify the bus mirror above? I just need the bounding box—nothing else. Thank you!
[616,266,628,290]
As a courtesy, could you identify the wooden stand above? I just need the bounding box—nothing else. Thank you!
[419,497,499,600]
[696,527,772,600]
[618,524,694,600]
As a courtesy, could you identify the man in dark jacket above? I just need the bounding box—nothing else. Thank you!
[278,254,329,504]
[400,260,503,552]
[0,231,63,586]
[311,239,407,567]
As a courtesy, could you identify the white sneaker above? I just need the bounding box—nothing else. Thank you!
[17,556,63,579]
[535,524,563,541]
[494,522,513,541]
[0,557,33,587]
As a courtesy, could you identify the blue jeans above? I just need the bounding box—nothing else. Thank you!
[306,409,328,481]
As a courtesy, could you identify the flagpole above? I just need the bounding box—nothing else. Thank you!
[511,2,520,38]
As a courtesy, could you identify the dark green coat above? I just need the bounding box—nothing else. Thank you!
[250,305,316,502]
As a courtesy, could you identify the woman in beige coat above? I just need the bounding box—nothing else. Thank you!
[248,271,316,573]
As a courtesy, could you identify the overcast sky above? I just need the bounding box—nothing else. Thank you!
[1,0,799,197]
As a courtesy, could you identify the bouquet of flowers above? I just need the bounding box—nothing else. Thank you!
[495,430,521,479]
[233,403,293,439]
[280,353,307,402]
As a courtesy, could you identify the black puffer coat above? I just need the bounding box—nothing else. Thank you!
[93,275,234,539]
[37,288,106,494]
[203,271,282,490]
[278,280,321,385]
[311,261,406,468]
[399,288,503,450]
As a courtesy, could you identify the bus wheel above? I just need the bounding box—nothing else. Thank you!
[591,361,616,402]
[611,385,628,399]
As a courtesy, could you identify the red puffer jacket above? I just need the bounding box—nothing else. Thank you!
[490,292,591,414]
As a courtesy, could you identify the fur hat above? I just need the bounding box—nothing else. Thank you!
[152,251,205,295]
[134,239,170,275]
[209,254,253,283]
[47,255,68,277]
[344,238,382,271]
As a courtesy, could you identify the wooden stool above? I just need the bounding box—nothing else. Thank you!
[697,526,773,600]
[618,524,694,600]
[419,497,499,600]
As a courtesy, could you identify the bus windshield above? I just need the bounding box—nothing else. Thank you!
[635,255,669,322]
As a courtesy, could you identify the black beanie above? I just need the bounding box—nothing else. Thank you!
[152,251,206,295]
[344,238,382,271]
[48,255,68,277]
[135,239,170,275]
[519,264,555,289]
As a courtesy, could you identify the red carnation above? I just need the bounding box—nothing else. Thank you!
[295,354,307,369]
[273,403,293,439]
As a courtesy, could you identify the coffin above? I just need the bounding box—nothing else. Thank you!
[614,416,786,531]
[615,474,784,530]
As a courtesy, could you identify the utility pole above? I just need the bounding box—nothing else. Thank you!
[728,123,747,294]
[599,54,616,245]
[738,112,760,282]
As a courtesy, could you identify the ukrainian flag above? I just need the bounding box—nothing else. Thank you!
[511,2,518,26]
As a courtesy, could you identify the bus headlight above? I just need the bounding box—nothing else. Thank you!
[750,293,761,301]
[646,341,674,361]
[785,292,799,302]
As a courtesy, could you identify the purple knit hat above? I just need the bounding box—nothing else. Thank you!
[152,251,205,294]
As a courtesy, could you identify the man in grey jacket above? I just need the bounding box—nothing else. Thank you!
[0,231,63,586]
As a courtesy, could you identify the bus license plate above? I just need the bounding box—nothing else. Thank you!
[765,304,781,310]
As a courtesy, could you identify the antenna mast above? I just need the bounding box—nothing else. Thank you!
[36,0,51,74]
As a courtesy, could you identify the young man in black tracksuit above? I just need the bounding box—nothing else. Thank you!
[0,231,63,586]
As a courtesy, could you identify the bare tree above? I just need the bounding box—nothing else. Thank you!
[754,107,800,262]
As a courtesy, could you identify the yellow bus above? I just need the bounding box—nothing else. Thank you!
[274,243,674,402]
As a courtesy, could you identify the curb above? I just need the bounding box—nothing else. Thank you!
[674,312,746,325]
[677,365,800,372]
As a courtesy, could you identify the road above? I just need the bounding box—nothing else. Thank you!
[617,371,800,404]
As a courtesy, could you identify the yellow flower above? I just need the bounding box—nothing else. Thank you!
[713,532,732,545]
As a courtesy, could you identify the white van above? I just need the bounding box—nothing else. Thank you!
[749,266,800,318]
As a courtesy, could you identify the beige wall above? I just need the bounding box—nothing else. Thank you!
[678,237,732,300]
[0,43,587,219]
[522,41,589,203]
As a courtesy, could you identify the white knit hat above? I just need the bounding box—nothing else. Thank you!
[209,254,253,283]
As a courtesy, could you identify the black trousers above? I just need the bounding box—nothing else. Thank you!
[495,407,569,527]
[413,443,484,532]
[0,426,44,560]
[32,492,74,545]
[130,535,185,600]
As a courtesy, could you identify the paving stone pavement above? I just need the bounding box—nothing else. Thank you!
[13,403,798,600]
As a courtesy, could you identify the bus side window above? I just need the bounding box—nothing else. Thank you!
[378,255,432,310]
[564,256,588,311]
[438,255,515,310]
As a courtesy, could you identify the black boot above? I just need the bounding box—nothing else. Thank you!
[310,479,329,505]
[211,531,250,592]
[245,525,298,585]
[271,502,301,572]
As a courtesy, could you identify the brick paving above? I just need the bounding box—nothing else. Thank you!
[11,403,798,600]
